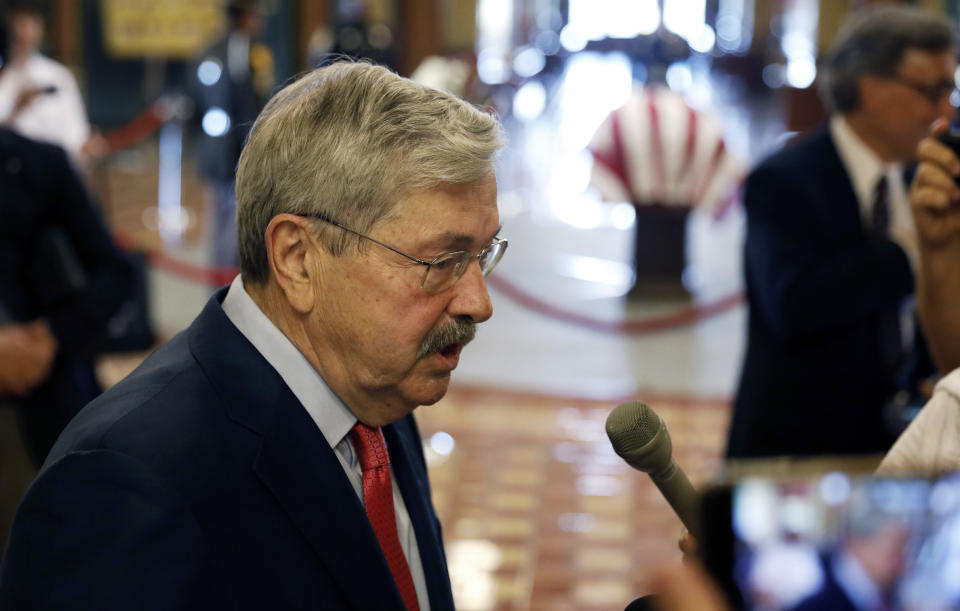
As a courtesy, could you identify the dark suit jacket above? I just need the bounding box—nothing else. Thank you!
[191,34,263,182]
[0,128,132,463]
[0,289,456,610]
[787,553,861,611]
[726,126,915,458]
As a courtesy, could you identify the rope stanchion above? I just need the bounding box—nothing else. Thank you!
[114,230,743,336]
[485,274,744,335]
[100,96,192,156]
[113,230,237,288]
[101,102,167,155]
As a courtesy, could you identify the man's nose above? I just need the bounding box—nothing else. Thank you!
[448,260,493,324]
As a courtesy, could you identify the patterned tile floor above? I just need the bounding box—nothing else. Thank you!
[405,385,728,609]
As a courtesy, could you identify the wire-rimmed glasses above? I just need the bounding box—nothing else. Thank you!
[302,212,508,294]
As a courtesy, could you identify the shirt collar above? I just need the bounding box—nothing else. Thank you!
[221,275,356,449]
[830,115,903,217]
[832,547,885,610]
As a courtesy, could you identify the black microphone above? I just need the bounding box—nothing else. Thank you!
[605,401,700,537]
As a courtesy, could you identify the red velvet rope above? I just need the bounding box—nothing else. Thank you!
[101,101,168,154]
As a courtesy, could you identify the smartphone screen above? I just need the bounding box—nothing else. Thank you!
[702,471,960,610]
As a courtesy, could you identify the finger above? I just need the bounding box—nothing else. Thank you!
[911,168,960,208]
[678,530,698,556]
[652,562,730,611]
[912,185,955,211]
[913,161,960,192]
[917,138,960,176]
[929,117,952,136]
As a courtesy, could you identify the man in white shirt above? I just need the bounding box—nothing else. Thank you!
[0,61,507,610]
[0,1,93,164]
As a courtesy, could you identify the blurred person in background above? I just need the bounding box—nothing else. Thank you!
[0,14,132,555]
[0,61,505,609]
[190,0,273,268]
[786,500,914,611]
[727,5,956,459]
[0,0,104,166]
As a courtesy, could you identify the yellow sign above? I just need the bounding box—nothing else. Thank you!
[100,0,225,59]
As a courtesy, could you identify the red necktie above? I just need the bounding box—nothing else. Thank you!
[349,423,420,611]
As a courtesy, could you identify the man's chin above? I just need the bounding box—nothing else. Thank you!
[403,373,452,408]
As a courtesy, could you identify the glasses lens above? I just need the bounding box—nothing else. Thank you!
[422,239,508,293]
[423,251,470,293]
[478,239,507,276]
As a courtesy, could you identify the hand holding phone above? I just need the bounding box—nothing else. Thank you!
[937,129,960,161]
[11,84,58,116]
[910,127,960,248]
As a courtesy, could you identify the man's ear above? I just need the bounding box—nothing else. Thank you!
[263,214,322,314]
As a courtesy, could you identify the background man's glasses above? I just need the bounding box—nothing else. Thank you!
[302,212,508,294]
[888,75,956,105]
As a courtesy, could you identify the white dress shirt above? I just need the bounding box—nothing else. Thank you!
[877,367,960,476]
[831,115,917,349]
[0,53,90,160]
[832,548,888,611]
[830,115,917,270]
[222,275,431,609]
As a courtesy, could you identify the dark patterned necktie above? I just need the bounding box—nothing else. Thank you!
[871,174,904,375]
[872,175,890,236]
[349,422,420,611]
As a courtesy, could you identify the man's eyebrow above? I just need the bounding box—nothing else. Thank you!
[436,224,503,249]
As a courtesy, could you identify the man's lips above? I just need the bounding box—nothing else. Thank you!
[432,343,463,369]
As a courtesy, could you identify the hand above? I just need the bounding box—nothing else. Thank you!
[0,321,58,397]
[678,529,698,564]
[80,131,110,163]
[650,560,729,611]
[910,118,960,249]
[10,85,54,117]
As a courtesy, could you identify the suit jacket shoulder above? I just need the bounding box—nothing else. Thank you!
[2,290,454,610]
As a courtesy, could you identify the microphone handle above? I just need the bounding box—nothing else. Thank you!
[650,459,700,538]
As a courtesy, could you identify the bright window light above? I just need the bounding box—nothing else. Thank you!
[568,0,659,40]
[663,0,705,41]
[513,80,547,122]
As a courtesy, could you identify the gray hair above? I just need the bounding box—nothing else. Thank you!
[235,61,505,285]
[820,5,956,113]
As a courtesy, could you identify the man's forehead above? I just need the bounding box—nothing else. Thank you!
[388,181,500,246]
[899,47,957,76]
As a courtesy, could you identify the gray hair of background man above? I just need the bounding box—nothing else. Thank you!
[820,5,956,114]
[235,61,505,285]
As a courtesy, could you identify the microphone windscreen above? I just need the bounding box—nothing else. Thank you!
[605,400,659,456]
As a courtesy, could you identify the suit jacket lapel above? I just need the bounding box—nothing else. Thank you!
[253,398,407,610]
[820,129,865,240]
[188,290,407,609]
[384,420,455,610]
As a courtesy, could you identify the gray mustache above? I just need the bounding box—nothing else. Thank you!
[417,318,476,359]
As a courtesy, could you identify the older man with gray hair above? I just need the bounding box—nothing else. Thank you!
[0,61,507,610]
[727,5,957,459]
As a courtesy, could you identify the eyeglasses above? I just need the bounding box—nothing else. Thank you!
[888,75,956,106]
[302,212,508,294]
